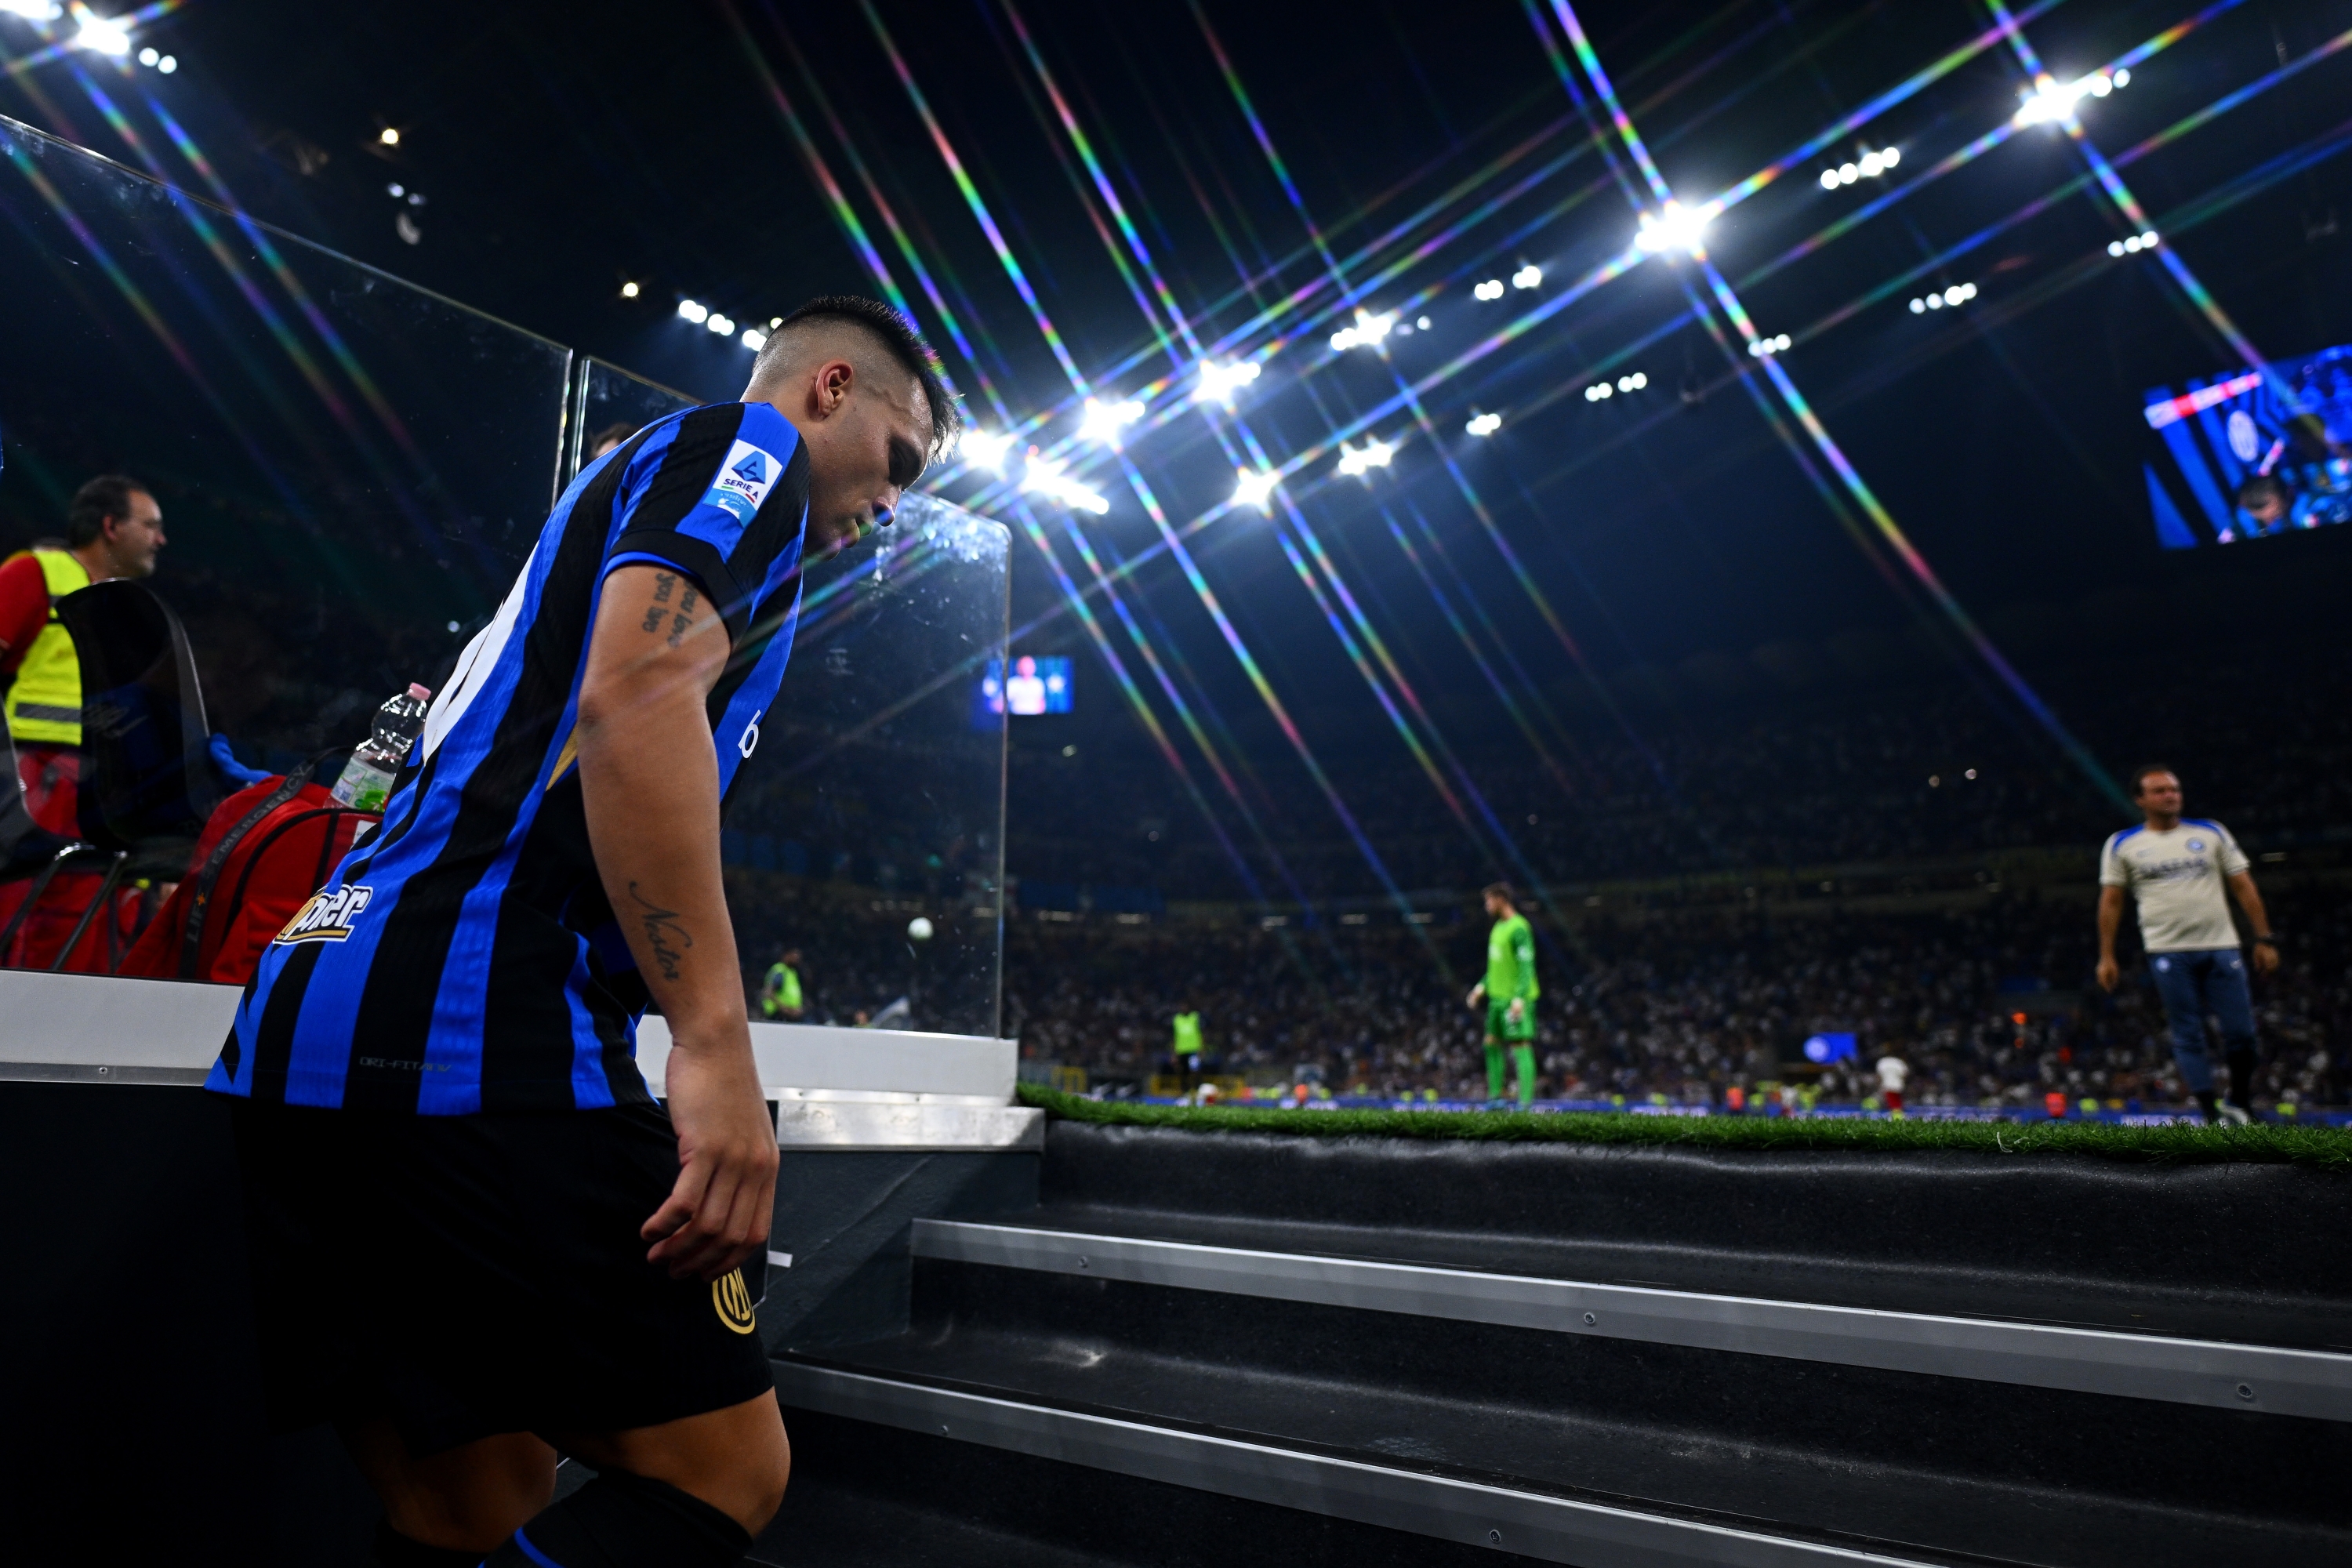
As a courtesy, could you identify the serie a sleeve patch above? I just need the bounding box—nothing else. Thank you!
[702,439,782,525]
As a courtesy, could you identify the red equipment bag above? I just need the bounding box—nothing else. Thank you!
[118,768,379,985]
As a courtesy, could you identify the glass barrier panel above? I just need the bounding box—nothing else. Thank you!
[0,118,1010,1036]
[0,117,569,973]
[568,358,697,491]
[720,493,1010,1038]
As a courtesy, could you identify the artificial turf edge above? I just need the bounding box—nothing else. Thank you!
[1014,1083,2352,1170]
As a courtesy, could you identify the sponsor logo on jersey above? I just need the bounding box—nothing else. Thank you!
[2187,838,2205,852]
[703,440,782,524]
[274,885,375,945]
[713,1269,758,1334]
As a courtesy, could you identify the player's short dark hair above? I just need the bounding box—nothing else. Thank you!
[1483,881,1515,905]
[2129,763,2178,797]
[757,294,960,465]
[66,474,150,548]
[2236,474,2288,509]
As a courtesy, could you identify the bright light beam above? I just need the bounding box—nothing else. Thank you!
[71,4,130,56]
[1196,358,1261,405]
[1020,450,1110,514]
[1327,307,1397,352]
[1336,437,1397,477]
[1232,466,1279,509]
[958,426,1015,473]
[1079,395,1144,448]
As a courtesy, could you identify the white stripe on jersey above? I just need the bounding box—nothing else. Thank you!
[419,541,538,766]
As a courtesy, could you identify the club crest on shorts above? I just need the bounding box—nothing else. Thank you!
[274,885,374,946]
[713,1268,757,1334]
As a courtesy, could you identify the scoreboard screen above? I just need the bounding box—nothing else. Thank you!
[2143,343,2352,547]
[975,655,1072,724]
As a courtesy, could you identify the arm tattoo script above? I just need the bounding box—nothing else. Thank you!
[626,880,692,981]
[641,572,676,633]
[668,585,699,648]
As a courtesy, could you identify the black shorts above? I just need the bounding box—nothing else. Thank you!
[229,1097,773,1457]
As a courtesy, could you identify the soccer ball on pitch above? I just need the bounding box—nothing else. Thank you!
[907,916,935,942]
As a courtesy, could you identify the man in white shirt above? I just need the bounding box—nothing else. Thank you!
[2096,764,2278,1124]
[1874,1050,1908,1116]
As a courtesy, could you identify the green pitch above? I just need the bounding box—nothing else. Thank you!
[1015,1084,2352,1171]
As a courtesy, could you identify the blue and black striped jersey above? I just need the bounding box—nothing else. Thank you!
[205,400,810,1113]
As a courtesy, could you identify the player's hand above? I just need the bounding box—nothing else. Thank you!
[2252,942,2280,976]
[1467,984,1485,1011]
[1506,998,1524,1025]
[644,1032,778,1282]
[2094,956,2118,992]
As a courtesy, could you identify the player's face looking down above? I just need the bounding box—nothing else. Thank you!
[759,349,931,559]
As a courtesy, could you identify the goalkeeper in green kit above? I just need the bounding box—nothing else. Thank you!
[1467,883,1539,1108]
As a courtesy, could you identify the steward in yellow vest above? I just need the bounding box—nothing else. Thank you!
[0,476,165,969]
[0,475,166,809]
[2,547,94,746]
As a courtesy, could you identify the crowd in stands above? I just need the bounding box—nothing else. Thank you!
[1007,649,2352,900]
[1002,887,2351,1110]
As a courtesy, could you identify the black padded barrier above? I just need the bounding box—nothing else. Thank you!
[768,1119,2352,1568]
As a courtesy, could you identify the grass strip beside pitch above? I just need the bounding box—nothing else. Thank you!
[1014,1084,2352,1170]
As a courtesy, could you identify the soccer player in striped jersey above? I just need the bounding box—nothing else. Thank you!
[205,296,956,1567]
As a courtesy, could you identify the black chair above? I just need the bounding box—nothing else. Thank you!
[54,579,220,850]
[27,580,224,969]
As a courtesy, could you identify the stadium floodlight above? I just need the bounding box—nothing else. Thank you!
[677,299,710,325]
[1617,372,1649,392]
[740,327,767,351]
[379,126,400,147]
[1940,282,1976,307]
[619,280,639,299]
[71,4,129,54]
[0,2,64,20]
[1746,333,1792,357]
[1511,264,1541,290]
[707,313,735,336]
[1329,307,1398,351]
[1465,411,1502,437]
[1472,279,1504,301]
[1021,451,1110,514]
[136,45,154,64]
[155,52,172,71]
[1635,199,1710,256]
[1232,466,1279,509]
[1080,395,1145,448]
[1823,147,1900,188]
[1335,437,1396,477]
[2015,69,2125,128]
[1584,382,1613,401]
[957,426,1014,474]
[1196,358,1261,405]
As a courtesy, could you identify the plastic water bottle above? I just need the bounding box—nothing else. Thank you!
[330,683,434,811]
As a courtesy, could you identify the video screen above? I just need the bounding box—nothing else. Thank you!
[2143,343,2352,547]
[1802,1032,1858,1064]
[974,655,1073,724]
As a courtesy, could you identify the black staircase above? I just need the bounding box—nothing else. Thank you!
[753,1121,2352,1567]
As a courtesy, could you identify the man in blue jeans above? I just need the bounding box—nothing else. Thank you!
[2096,764,2278,1123]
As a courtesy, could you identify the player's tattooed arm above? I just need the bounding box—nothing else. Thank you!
[579,561,770,1284]
[626,881,692,980]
